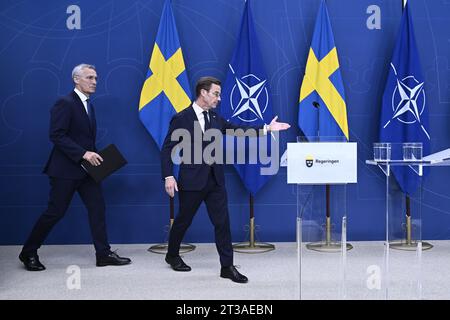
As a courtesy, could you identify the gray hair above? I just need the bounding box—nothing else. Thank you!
[72,64,96,80]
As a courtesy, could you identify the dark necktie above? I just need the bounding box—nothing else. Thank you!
[86,99,94,126]
[202,110,214,164]
[202,111,211,131]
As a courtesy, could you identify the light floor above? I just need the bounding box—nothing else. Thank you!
[1,241,449,300]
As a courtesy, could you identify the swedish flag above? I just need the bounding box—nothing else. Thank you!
[298,0,348,141]
[139,0,192,149]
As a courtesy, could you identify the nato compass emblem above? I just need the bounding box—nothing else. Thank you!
[227,64,269,123]
[383,63,430,139]
[305,155,314,168]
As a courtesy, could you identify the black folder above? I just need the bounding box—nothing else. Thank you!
[81,144,127,183]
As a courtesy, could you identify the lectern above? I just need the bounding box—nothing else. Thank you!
[366,155,450,299]
[288,138,357,299]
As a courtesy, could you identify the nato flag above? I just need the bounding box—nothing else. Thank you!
[379,3,430,195]
[220,0,274,196]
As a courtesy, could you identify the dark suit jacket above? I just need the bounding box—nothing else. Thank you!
[43,91,97,179]
[161,106,262,191]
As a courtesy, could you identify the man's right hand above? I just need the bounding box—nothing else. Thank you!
[83,151,103,166]
[165,176,178,198]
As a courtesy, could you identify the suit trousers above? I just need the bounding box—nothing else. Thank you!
[167,169,233,267]
[22,176,111,256]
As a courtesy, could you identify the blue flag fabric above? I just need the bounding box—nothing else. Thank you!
[220,0,274,196]
[139,0,192,150]
[298,0,348,142]
[379,3,430,195]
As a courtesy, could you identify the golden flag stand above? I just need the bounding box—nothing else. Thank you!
[306,185,353,252]
[389,195,433,251]
[148,197,196,254]
[232,194,275,254]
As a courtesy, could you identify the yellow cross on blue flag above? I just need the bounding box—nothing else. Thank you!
[298,0,348,141]
[139,0,192,150]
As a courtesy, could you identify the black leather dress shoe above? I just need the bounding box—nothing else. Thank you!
[96,251,131,267]
[220,266,248,283]
[19,252,46,271]
[165,254,191,272]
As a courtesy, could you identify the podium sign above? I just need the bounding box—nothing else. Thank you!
[287,142,357,184]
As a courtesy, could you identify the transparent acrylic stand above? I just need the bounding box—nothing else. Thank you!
[366,157,431,299]
[294,136,353,300]
[297,184,348,300]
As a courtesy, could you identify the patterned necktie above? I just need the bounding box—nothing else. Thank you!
[202,111,211,131]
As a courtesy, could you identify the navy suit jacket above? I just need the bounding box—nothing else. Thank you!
[44,91,97,179]
[161,106,262,191]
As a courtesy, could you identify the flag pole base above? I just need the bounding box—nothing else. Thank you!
[148,217,196,254]
[233,215,275,254]
[389,241,433,251]
[306,241,353,252]
[232,241,275,254]
[147,243,196,254]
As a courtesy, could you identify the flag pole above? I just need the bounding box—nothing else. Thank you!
[394,192,433,251]
[148,196,196,254]
[403,0,413,249]
[399,196,432,250]
[306,183,353,252]
[405,195,412,245]
[326,184,331,244]
[232,194,275,253]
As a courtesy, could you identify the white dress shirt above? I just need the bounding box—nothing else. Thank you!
[192,102,209,133]
[165,103,208,180]
[74,88,90,115]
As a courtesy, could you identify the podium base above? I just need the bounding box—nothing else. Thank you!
[232,241,275,254]
[389,241,433,251]
[147,243,196,254]
[306,241,353,252]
